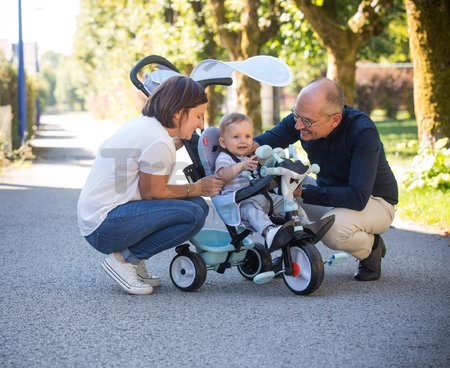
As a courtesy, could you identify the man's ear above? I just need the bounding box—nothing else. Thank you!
[219,136,226,149]
[331,113,342,129]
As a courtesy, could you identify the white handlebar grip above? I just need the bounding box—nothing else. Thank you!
[255,145,273,160]
[239,170,253,179]
[273,147,286,159]
[309,163,320,174]
[260,166,283,177]
[288,145,299,161]
[272,147,286,163]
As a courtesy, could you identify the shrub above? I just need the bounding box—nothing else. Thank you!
[0,130,4,157]
[0,60,37,149]
[355,64,414,118]
[402,138,450,191]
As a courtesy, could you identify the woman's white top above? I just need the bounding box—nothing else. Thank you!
[77,115,176,236]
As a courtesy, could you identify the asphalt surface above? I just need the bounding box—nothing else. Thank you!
[0,113,449,368]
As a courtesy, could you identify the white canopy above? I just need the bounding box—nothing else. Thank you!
[144,55,293,94]
[190,55,293,87]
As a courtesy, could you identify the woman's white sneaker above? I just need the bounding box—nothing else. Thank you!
[101,254,153,295]
[136,260,161,288]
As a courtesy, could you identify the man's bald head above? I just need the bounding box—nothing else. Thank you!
[298,77,345,115]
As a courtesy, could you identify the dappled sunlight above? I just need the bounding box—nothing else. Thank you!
[0,184,29,191]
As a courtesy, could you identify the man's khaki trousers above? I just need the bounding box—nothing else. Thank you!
[297,178,395,260]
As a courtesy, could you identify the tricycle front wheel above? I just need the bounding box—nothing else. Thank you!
[282,242,324,295]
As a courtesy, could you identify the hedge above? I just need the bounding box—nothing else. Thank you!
[0,60,37,149]
[355,64,414,119]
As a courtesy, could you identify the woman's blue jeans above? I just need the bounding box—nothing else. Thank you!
[84,197,209,264]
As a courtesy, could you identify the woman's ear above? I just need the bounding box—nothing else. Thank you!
[172,110,182,126]
[219,136,226,149]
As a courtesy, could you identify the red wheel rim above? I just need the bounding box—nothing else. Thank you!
[292,262,301,277]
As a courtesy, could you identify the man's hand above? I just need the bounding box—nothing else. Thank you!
[250,141,260,154]
[293,185,302,198]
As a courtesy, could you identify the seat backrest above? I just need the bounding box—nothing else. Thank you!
[198,126,221,176]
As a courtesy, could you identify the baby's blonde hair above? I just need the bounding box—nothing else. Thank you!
[218,112,252,136]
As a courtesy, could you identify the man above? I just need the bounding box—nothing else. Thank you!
[254,77,398,281]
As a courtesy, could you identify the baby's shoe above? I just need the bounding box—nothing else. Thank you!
[265,225,282,249]
[136,260,161,288]
[265,224,296,252]
[298,210,310,226]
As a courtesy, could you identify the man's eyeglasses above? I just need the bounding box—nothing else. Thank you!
[291,106,338,128]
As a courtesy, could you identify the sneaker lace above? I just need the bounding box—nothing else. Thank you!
[125,263,144,285]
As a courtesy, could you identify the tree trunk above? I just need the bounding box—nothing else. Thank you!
[205,86,223,127]
[207,0,279,132]
[189,0,223,126]
[273,87,280,124]
[236,74,262,134]
[326,46,358,106]
[405,0,450,147]
[295,0,394,108]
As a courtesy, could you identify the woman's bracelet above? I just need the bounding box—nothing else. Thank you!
[185,183,190,199]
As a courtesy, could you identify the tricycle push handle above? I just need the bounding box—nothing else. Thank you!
[130,55,181,97]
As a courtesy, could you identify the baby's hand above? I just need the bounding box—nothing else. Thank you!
[240,155,258,172]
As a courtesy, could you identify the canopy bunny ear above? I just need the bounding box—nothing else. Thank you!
[190,55,293,87]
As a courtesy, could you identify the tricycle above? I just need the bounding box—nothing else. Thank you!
[130,55,347,295]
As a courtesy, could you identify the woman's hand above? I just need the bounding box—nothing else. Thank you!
[195,175,224,197]
[139,172,223,199]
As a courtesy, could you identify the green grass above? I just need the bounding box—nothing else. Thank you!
[376,116,449,232]
[376,118,418,167]
[397,189,450,232]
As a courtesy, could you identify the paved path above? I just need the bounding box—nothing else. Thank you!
[0,113,448,368]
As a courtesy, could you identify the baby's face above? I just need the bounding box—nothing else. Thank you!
[219,120,254,156]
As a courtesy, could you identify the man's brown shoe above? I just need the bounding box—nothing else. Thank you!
[354,235,386,281]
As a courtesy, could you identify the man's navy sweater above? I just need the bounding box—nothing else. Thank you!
[254,106,398,211]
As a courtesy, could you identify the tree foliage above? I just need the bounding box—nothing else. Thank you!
[359,1,410,63]
[293,0,396,104]
[206,0,282,132]
[266,1,326,88]
[71,0,412,126]
[74,0,217,120]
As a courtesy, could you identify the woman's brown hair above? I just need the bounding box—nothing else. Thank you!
[142,76,208,128]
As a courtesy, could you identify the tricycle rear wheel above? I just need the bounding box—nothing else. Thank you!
[237,244,272,280]
[170,251,207,292]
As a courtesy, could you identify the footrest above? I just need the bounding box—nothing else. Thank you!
[253,271,275,284]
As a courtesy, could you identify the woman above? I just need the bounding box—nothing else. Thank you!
[77,76,223,295]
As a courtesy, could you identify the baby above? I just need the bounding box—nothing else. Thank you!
[215,112,309,248]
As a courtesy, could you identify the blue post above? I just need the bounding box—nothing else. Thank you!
[35,44,40,129]
[18,0,27,144]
